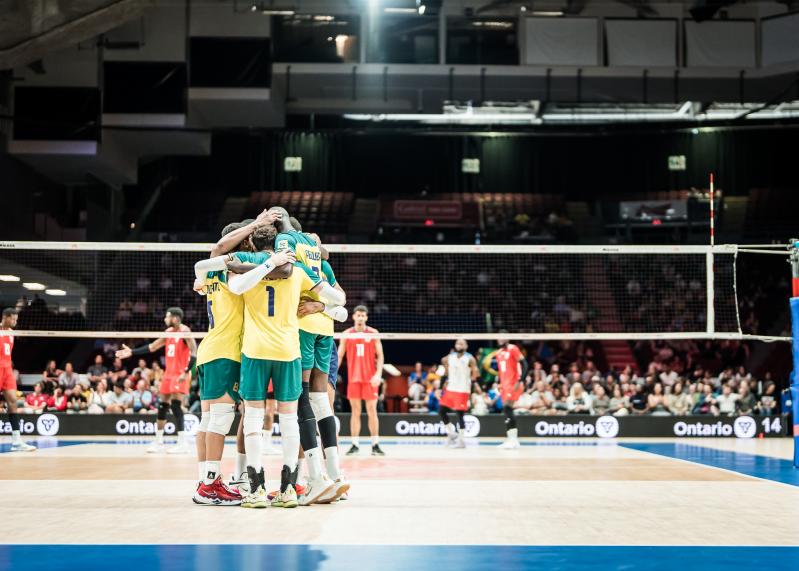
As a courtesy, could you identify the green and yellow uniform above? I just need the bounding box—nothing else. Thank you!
[234,251,321,401]
[196,270,243,401]
[275,230,338,373]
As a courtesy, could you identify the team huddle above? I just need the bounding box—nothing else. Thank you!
[114,207,389,508]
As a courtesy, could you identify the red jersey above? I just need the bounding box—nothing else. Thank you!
[164,327,191,377]
[0,329,13,368]
[496,344,524,385]
[343,326,378,383]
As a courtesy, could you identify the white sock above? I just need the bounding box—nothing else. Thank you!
[204,460,220,485]
[243,407,265,471]
[263,430,273,449]
[236,452,247,478]
[371,435,379,446]
[508,428,518,441]
[298,457,307,480]
[279,412,300,472]
[324,446,341,480]
[11,429,21,443]
[197,461,206,482]
[351,437,359,448]
[155,429,164,444]
[177,430,185,444]
[305,448,324,479]
[446,422,456,436]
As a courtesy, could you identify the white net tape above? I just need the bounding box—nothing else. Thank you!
[0,241,789,342]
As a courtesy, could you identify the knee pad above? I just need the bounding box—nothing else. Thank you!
[198,413,211,433]
[243,406,265,436]
[309,391,333,420]
[279,412,300,439]
[207,403,235,436]
[298,384,315,423]
[157,402,170,420]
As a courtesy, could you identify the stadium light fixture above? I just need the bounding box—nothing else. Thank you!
[22,282,46,291]
[45,289,67,296]
[532,11,564,16]
[0,275,20,282]
[385,7,418,13]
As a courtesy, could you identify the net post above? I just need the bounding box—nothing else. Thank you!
[789,239,799,467]
[706,249,715,335]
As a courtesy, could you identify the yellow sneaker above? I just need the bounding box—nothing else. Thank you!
[241,486,267,509]
[271,485,298,508]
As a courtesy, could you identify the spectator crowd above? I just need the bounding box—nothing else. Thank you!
[405,340,781,418]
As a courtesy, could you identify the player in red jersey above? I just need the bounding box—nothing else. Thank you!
[117,307,197,454]
[1,308,35,452]
[495,334,529,449]
[338,305,385,456]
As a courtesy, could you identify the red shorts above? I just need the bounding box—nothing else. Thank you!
[501,382,523,404]
[160,374,190,395]
[0,366,16,392]
[347,381,378,401]
[439,390,469,411]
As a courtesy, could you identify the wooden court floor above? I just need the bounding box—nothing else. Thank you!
[1,435,797,551]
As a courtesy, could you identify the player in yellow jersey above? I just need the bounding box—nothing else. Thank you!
[189,219,289,506]
[271,210,351,502]
[227,225,345,508]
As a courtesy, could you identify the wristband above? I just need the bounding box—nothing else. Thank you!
[185,355,196,373]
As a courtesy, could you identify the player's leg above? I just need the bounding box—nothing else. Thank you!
[196,398,209,483]
[228,405,248,489]
[3,382,35,452]
[347,397,362,454]
[499,397,520,449]
[194,359,241,505]
[262,392,279,455]
[150,385,171,453]
[438,405,457,446]
[166,388,189,453]
[310,365,348,502]
[238,356,269,508]
[364,398,384,456]
[454,410,466,448]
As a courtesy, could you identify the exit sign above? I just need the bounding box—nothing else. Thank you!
[284,157,302,172]
[461,158,480,174]
[668,155,686,171]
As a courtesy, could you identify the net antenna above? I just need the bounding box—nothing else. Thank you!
[0,241,792,343]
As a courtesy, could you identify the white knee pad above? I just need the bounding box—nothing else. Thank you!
[309,392,333,420]
[243,406,265,436]
[207,403,235,436]
[198,413,211,433]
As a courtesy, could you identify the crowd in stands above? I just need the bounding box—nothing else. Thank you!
[405,340,781,417]
[4,353,184,416]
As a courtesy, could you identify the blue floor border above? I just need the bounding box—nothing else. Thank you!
[621,443,799,487]
[0,545,796,571]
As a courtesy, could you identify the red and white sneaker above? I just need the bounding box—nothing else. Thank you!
[193,476,243,506]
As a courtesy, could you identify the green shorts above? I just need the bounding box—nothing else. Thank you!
[240,354,302,402]
[197,358,241,402]
[299,330,334,373]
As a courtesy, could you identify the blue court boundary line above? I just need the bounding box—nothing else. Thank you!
[0,544,796,571]
[620,443,799,487]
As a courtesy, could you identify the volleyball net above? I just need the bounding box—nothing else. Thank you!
[0,241,792,342]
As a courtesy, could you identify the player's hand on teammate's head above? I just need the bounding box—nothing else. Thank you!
[255,209,271,224]
[270,250,295,267]
[116,344,132,359]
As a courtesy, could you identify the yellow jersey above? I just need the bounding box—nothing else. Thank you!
[196,270,244,366]
[234,252,321,361]
[275,230,336,336]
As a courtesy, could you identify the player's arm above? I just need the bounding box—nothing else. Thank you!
[337,337,346,368]
[116,337,166,360]
[469,356,479,381]
[371,335,385,386]
[310,281,345,307]
[178,332,197,381]
[227,251,295,295]
[193,254,232,292]
[227,259,293,279]
[209,210,276,257]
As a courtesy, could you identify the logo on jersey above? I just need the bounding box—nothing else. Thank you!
[733,415,756,438]
[594,416,619,438]
[36,413,60,436]
[463,414,480,437]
